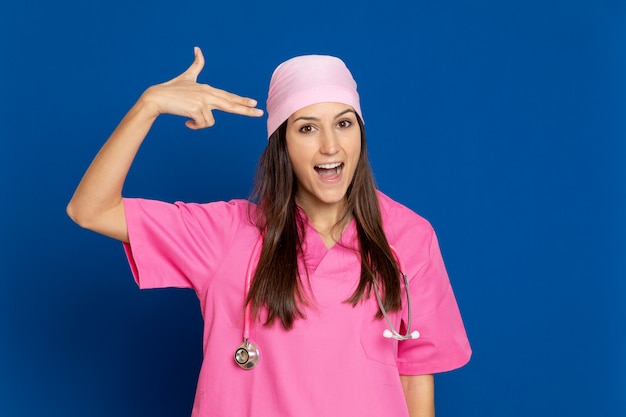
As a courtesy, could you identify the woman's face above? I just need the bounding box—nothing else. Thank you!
[285,102,361,212]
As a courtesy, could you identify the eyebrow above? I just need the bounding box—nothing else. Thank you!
[292,108,356,123]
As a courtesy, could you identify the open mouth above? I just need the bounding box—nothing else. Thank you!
[314,162,344,178]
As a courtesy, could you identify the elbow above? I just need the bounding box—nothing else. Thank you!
[66,198,127,242]
[66,199,84,227]
[66,199,95,229]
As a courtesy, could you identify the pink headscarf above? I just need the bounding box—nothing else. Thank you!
[266,55,363,138]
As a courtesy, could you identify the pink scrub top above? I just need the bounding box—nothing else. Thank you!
[122,191,471,417]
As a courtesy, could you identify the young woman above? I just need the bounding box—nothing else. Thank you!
[67,47,471,417]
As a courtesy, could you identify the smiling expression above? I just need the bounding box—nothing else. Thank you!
[286,102,362,214]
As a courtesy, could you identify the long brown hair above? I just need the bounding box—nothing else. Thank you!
[248,116,402,330]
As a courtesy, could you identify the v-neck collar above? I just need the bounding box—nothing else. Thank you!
[298,207,358,273]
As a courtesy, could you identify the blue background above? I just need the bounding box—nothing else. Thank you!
[1,0,624,416]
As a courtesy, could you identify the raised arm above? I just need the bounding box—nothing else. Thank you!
[66,47,263,242]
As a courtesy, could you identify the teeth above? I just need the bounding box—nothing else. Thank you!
[315,162,342,169]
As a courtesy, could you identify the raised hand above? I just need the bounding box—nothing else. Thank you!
[140,46,264,129]
[67,47,265,242]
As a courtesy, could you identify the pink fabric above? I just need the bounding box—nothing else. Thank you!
[122,192,471,417]
[266,55,363,138]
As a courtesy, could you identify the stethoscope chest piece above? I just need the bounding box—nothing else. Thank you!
[234,338,260,370]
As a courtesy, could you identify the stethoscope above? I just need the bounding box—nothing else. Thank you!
[234,236,420,370]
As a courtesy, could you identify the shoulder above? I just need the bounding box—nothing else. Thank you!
[124,197,257,229]
[125,197,254,213]
[376,190,434,236]
[180,198,254,215]
[376,190,437,265]
[177,199,257,228]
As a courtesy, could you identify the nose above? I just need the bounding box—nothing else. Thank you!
[319,129,339,155]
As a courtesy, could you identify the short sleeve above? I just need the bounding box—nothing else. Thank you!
[396,230,472,375]
[122,198,248,292]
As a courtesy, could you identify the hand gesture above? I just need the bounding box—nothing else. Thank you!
[141,47,264,129]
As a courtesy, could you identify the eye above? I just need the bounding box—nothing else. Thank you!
[337,119,353,129]
[299,124,317,134]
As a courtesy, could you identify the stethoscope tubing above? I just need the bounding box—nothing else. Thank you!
[243,235,264,341]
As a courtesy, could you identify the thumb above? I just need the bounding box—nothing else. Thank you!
[180,46,205,81]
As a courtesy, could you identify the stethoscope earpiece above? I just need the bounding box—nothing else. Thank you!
[234,339,260,370]
[383,329,420,340]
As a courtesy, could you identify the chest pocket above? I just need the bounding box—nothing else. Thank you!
[311,245,401,367]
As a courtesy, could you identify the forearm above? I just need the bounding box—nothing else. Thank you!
[400,374,435,417]
[67,95,158,240]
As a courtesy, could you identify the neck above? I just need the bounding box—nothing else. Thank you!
[295,196,351,245]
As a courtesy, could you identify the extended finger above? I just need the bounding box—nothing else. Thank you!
[180,46,205,82]
[209,86,259,106]
[204,86,264,117]
[215,98,264,117]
